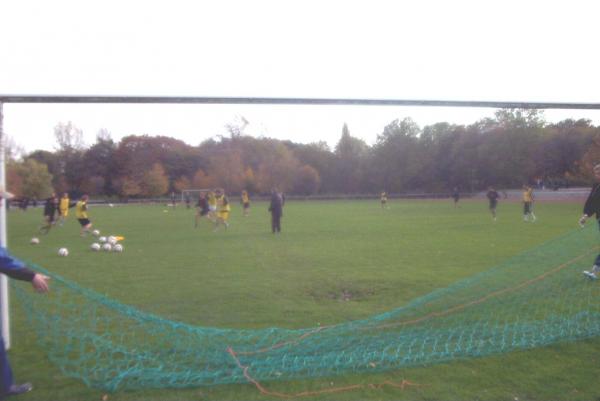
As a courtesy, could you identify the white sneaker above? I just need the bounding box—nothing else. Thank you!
[583,270,598,280]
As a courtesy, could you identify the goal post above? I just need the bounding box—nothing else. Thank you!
[0,103,10,349]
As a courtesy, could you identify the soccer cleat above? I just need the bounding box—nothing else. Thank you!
[583,270,598,280]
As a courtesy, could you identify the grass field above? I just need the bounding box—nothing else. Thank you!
[5,198,600,400]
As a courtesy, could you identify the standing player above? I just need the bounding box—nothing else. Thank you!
[57,192,71,226]
[486,186,500,221]
[194,192,210,228]
[380,191,388,209]
[214,189,230,231]
[241,190,250,217]
[269,188,283,233]
[522,185,536,222]
[39,193,58,235]
[452,187,460,208]
[75,194,93,237]
[579,164,600,279]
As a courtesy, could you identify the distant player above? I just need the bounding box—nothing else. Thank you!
[380,191,388,209]
[39,193,58,234]
[57,192,72,226]
[486,186,499,221]
[75,194,93,236]
[522,185,536,222]
[207,190,217,221]
[195,192,210,228]
[184,193,191,209]
[214,188,230,230]
[579,164,600,279]
[452,187,460,208]
[241,190,250,217]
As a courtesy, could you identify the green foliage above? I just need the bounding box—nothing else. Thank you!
[8,158,54,198]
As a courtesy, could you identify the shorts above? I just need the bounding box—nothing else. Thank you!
[78,218,91,227]
[197,208,209,216]
[218,211,229,221]
[59,209,68,217]
[209,205,217,212]
[243,202,250,209]
[44,214,55,223]
[489,201,497,210]
[523,202,532,214]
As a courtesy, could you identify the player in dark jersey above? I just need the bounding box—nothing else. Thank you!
[39,193,58,234]
[195,192,210,228]
[486,187,500,221]
[580,164,600,279]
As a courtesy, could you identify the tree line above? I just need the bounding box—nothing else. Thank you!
[8,109,600,200]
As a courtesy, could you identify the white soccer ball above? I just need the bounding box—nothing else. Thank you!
[58,247,69,257]
[113,244,123,252]
[107,236,117,245]
[99,236,107,243]
[90,243,101,251]
[30,237,40,245]
[92,229,100,237]
[102,243,112,252]
[108,203,114,208]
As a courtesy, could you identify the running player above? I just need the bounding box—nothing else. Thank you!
[195,192,210,228]
[207,190,217,221]
[75,194,93,237]
[39,193,58,234]
[214,188,230,231]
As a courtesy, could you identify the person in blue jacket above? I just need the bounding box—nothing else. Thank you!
[0,188,50,399]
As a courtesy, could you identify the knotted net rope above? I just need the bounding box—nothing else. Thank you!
[12,225,600,391]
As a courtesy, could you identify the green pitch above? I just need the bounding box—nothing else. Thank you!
[6,199,600,400]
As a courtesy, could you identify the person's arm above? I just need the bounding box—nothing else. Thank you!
[0,248,50,292]
[580,184,599,225]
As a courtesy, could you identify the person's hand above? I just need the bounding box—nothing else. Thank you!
[31,274,50,293]
[579,214,588,228]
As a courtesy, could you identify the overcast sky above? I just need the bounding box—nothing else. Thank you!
[1,0,600,153]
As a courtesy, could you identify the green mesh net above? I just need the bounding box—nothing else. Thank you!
[12,224,600,391]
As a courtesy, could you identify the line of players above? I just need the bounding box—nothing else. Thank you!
[38,193,93,237]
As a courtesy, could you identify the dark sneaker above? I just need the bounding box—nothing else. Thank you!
[5,383,32,397]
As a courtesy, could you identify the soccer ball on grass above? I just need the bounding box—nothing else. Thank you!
[58,248,69,257]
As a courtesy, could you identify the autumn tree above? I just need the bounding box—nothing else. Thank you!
[141,163,169,197]
[8,159,54,199]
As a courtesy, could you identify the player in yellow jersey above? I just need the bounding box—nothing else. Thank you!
[58,192,71,226]
[207,190,217,221]
[75,194,93,236]
[214,188,230,231]
[241,190,250,217]
[522,185,536,222]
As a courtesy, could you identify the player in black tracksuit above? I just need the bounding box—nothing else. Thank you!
[580,165,600,279]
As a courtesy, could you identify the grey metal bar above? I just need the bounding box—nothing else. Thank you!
[0,95,599,109]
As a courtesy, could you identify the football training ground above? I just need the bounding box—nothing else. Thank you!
[6,198,600,401]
